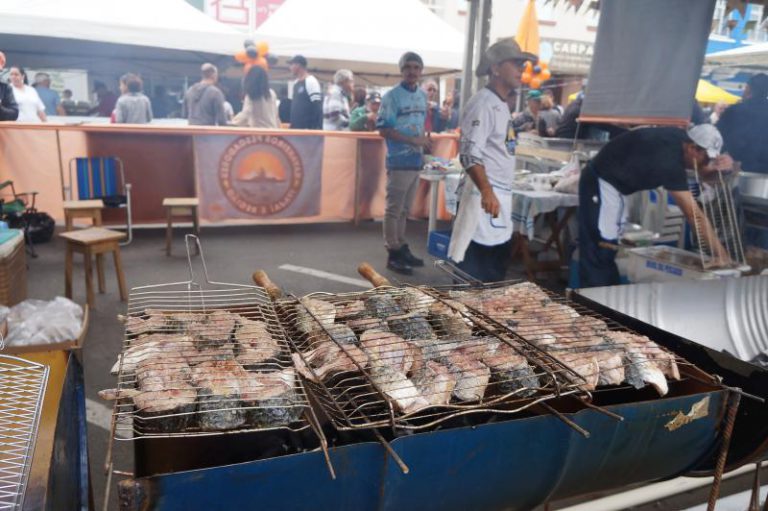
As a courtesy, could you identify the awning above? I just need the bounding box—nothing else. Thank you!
[706,42,768,69]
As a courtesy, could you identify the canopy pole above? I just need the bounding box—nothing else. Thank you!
[460,0,479,117]
[475,0,492,91]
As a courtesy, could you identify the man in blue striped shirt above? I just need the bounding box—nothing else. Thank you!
[376,51,430,274]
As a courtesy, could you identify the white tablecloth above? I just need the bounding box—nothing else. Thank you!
[511,189,579,240]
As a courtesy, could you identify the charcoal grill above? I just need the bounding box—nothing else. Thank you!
[0,355,49,511]
[103,236,333,507]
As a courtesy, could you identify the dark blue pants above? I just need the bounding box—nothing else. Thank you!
[455,240,511,283]
[578,162,621,288]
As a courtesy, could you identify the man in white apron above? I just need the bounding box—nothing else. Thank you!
[448,39,536,282]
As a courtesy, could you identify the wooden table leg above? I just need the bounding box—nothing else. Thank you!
[83,252,95,308]
[96,254,106,293]
[165,207,172,256]
[93,209,103,227]
[113,245,128,301]
[65,212,73,232]
[64,244,73,298]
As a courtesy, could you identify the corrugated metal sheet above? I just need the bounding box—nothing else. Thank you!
[578,276,768,361]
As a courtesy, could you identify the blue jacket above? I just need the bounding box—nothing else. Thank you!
[376,82,427,170]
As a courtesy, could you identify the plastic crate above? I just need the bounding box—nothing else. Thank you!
[427,230,452,259]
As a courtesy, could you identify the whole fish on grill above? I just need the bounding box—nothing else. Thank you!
[360,329,418,374]
[411,338,463,363]
[235,319,281,367]
[335,300,366,320]
[292,342,369,382]
[387,312,436,341]
[134,356,196,432]
[428,300,473,338]
[444,351,490,402]
[398,287,436,315]
[124,314,168,335]
[296,297,336,334]
[239,368,303,427]
[191,360,248,431]
[188,310,239,345]
[476,341,540,397]
[367,365,429,414]
[611,331,681,381]
[364,294,403,317]
[411,360,456,407]
[621,348,669,396]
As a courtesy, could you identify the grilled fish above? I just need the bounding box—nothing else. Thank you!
[387,312,436,341]
[411,360,456,407]
[360,329,417,374]
[398,287,436,315]
[296,297,336,334]
[364,294,403,317]
[444,351,490,402]
[111,335,197,375]
[368,365,429,414]
[428,301,473,338]
[292,342,369,382]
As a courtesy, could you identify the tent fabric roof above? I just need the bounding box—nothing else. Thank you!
[0,0,244,75]
[254,0,464,81]
[706,43,768,69]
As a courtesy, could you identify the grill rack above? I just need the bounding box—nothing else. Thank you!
[0,355,49,511]
[267,282,591,433]
[431,261,718,397]
[105,236,333,478]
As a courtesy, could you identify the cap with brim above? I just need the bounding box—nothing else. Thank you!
[287,55,308,67]
[527,90,543,100]
[475,39,537,77]
[367,92,382,102]
[687,124,722,159]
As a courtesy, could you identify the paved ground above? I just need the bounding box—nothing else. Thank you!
[21,219,759,510]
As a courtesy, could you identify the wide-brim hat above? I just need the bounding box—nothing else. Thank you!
[476,39,538,77]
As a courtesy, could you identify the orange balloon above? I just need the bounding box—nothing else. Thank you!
[521,72,532,84]
[530,77,542,89]
[524,61,533,73]
[540,69,552,81]
[539,61,549,71]
[234,50,250,64]
[256,41,269,57]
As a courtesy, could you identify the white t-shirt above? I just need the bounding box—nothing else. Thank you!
[12,85,45,122]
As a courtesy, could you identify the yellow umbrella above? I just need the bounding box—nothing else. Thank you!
[515,0,540,57]
[696,79,741,105]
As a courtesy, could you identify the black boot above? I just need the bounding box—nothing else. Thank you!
[387,247,413,275]
[401,244,424,267]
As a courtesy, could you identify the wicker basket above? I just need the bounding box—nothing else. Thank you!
[0,232,27,307]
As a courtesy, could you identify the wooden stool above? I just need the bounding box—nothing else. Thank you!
[60,227,127,308]
[63,199,105,231]
[163,198,200,256]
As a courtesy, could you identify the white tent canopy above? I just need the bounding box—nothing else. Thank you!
[706,43,768,69]
[0,0,244,75]
[254,0,465,84]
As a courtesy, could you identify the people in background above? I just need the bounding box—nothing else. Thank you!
[349,91,381,131]
[61,89,76,114]
[537,94,561,137]
[376,51,430,275]
[542,88,563,115]
[89,81,118,117]
[323,69,354,131]
[717,73,768,174]
[115,73,152,124]
[277,89,291,124]
[0,51,19,121]
[511,89,541,132]
[422,79,451,133]
[288,55,322,129]
[33,72,64,116]
[352,86,367,110]
[9,66,46,122]
[183,63,227,126]
[448,39,533,282]
[233,65,279,129]
[151,86,174,119]
[709,101,727,125]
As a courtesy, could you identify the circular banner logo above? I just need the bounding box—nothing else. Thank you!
[218,135,304,216]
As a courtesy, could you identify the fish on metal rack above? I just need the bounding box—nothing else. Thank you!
[360,329,418,374]
[188,310,239,345]
[367,365,430,414]
[444,350,491,402]
[111,335,197,375]
[549,350,600,391]
[187,342,236,365]
[292,341,369,382]
[323,323,359,345]
[238,368,303,427]
[346,317,389,335]
[296,297,336,334]
[387,312,436,341]
[234,319,281,367]
[364,294,404,317]
[334,300,366,320]
[477,340,540,397]
[411,360,457,407]
[428,300,473,339]
[124,314,168,335]
[134,356,197,432]
[191,359,249,431]
[398,287,436,315]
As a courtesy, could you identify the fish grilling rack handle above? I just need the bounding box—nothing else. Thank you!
[434,259,483,286]
[184,234,209,287]
[357,262,392,287]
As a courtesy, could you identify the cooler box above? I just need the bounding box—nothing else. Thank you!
[428,230,452,259]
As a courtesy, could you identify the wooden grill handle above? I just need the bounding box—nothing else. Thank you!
[252,270,283,300]
[357,262,391,288]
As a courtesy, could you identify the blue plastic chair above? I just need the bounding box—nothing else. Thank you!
[67,157,133,244]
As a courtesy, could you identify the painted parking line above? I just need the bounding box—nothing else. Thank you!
[278,264,371,289]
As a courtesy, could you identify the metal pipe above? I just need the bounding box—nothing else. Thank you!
[541,402,590,438]
[460,0,479,117]
[373,428,409,474]
[707,391,742,511]
[475,0,492,91]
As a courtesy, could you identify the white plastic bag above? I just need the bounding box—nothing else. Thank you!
[554,154,582,194]
[4,297,83,347]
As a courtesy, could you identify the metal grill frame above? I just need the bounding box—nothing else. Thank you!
[0,355,49,511]
[275,285,591,432]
